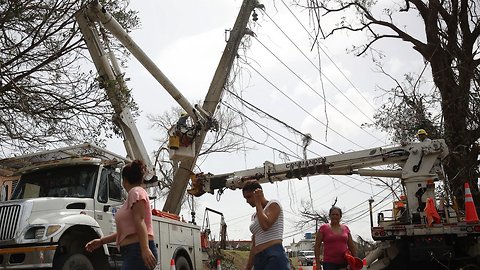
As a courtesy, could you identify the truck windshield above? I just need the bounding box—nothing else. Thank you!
[11,165,98,199]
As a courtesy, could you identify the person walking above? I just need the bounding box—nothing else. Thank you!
[243,181,290,270]
[85,160,157,270]
[314,206,357,270]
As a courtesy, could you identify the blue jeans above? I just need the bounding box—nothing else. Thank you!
[120,240,158,270]
[322,261,347,270]
[253,243,290,270]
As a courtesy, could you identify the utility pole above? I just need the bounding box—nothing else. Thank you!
[368,197,374,227]
[163,0,259,214]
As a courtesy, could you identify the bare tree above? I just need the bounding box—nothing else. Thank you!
[301,0,480,204]
[296,200,329,231]
[0,0,140,155]
[147,105,247,203]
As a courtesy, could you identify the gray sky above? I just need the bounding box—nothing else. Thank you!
[104,0,430,245]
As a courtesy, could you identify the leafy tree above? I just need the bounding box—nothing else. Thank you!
[303,0,480,203]
[0,0,140,155]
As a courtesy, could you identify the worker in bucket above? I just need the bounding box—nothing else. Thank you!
[417,129,431,142]
[243,180,290,270]
[86,160,158,270]
[314,206,357,270]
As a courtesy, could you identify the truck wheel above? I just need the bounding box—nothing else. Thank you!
[175,256,190,270]
[57,253,94,270]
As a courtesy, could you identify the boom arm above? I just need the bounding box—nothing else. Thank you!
[75,2,216,179]
[75,5,156,178]
[190,139,449,195]
[75,2,211,124]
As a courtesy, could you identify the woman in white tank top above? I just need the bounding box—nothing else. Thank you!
[242,181,290,270]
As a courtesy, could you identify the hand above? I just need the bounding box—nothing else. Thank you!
[253,188,263,203]
[85,239,102,252]
[141,248,157,270]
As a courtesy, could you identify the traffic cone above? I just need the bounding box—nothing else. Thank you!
[170,258,175,270]
[298,258,303,270]
[465,183,479,222]
[216,259,222,270]
[312,259,317,270]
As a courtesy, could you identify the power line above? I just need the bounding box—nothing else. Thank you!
[239,57,366,149]
[279,0,377,111]
[252,37,384,143]
[222,101,320,157]
[226,89,340,153]
[225,129,301,161]
[260,9,376,124]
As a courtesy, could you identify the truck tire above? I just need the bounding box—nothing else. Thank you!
[57,253,94,270]
[175,256,190,270]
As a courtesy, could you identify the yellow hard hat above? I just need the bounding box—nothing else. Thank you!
[417,129,428,136]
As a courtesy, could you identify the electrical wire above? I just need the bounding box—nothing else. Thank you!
[226,89,339,153]
[260,8,376,125]
[279,0,377,111]
[252,37,384,143]
[238,57,366,148]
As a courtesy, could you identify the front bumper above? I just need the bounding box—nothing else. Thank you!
[0,244,57,269]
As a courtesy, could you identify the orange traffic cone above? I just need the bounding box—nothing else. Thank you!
[298,258,303,270]
[216,259,222,270]
[465,183,479,222]
[312,259,317,270]
[170,258,175,270]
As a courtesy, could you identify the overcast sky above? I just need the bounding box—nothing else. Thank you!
[104,0,430,245]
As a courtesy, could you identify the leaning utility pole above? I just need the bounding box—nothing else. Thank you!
[163,0,259,214]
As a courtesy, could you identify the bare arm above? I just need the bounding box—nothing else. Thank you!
[254,189,280,230]
[347,232,357,257]
[85,232,116,252]
[132,200,156,269]
[314,230,323,269]
[246,235,255,270]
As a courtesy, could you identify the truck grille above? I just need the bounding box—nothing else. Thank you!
[0,205,21,240]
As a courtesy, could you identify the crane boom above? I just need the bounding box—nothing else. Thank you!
[190,139,449,221]
[75,1,205,124]
[192,139,448,193]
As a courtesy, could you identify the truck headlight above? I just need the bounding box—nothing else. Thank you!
[24,226,45,239]
[24,225,62,239]
[46,225,61,237]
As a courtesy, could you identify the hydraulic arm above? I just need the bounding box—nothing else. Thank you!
[191,139,448,194]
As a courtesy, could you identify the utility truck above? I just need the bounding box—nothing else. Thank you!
[0,144,203,270]
[190,139,480,269]
[0,1,212,269]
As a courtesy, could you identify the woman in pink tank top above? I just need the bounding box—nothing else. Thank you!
[314,206,357,270]
[85,160,157,270]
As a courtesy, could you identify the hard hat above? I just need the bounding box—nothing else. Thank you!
[180,112,188,117]
[417,129,428,136]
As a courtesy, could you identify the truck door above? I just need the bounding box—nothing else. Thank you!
[94,167,124,236]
